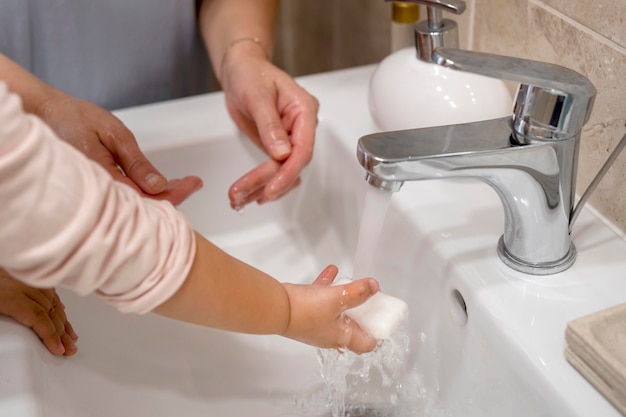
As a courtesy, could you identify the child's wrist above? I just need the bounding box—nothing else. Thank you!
[279,283,295,337]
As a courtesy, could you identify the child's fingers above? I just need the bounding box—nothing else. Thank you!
[312,264,338,286]
[339,278,379,310]
[346,321,378,354]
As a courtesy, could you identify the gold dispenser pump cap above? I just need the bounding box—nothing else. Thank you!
[392,2,420,24]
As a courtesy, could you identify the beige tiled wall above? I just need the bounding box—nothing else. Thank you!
[275,0,626,233]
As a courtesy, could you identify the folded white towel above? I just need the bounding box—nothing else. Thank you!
[334,277,409,340]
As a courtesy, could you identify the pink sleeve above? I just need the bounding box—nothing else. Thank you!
[0,83,195,314]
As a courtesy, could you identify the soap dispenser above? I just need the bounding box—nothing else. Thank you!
[369,0,512,131]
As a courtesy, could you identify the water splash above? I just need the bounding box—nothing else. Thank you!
[317,324,409,416]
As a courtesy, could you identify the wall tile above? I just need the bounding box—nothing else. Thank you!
[538,0,626,47]
[473,0,531,56]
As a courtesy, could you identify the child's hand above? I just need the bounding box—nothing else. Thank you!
[281,265,380,354]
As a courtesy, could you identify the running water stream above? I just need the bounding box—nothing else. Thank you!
[352,186,394,279]
[326,186,409,416]
[295,185,451,417]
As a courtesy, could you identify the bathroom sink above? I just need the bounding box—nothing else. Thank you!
[1,66,626,416]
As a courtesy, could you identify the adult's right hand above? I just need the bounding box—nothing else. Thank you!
[36,94,203,206]
[220,47,319,210]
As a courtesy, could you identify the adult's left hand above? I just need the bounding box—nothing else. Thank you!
[0,269,78,356]
[36,93,203,206]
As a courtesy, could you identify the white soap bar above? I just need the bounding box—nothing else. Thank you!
[334,277,408,340]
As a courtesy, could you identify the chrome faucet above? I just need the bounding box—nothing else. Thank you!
[357,48,596,275]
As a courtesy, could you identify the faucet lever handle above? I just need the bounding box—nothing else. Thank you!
[433,47,596,141]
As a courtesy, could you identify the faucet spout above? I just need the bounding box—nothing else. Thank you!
[357,47,596,275]
[357,116,579,275]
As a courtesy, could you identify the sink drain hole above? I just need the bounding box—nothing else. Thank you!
[450,289,468,326]
[321,404,394,417]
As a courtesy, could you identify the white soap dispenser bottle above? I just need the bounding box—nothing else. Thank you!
[369,0,512,131]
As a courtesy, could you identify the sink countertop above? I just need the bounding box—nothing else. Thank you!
[116,65,626,417]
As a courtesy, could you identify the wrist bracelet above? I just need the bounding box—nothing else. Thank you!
[221,37,266,69]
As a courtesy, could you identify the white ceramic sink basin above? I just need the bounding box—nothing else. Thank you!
[1,66,626,417]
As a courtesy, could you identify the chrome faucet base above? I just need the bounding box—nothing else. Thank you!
[497,237,577,275]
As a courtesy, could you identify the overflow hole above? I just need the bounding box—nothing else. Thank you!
[450,289,468,326]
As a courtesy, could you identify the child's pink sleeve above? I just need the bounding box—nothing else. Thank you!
[0,83,195,314]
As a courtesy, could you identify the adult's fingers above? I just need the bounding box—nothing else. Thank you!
[11,292,71,356]
[228,159,281,208]
[99,127,169,195]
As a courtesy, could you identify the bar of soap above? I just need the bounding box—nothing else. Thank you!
[334,277,408,340]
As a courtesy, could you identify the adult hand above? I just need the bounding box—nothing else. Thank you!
[0,269,78,356]
[282,265,379,354]
[36,94,203,206]
[220,47,319,209]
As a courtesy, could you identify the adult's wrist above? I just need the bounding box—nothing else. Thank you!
[29,86,68,121]
[218,36,270,82]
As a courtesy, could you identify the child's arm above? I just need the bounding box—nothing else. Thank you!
[154,234,380,353]
[0,81,378,354]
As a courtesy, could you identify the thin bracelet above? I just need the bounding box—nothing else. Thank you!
[221,37,266,70]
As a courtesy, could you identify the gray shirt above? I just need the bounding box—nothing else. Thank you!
[0,0,212,110]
